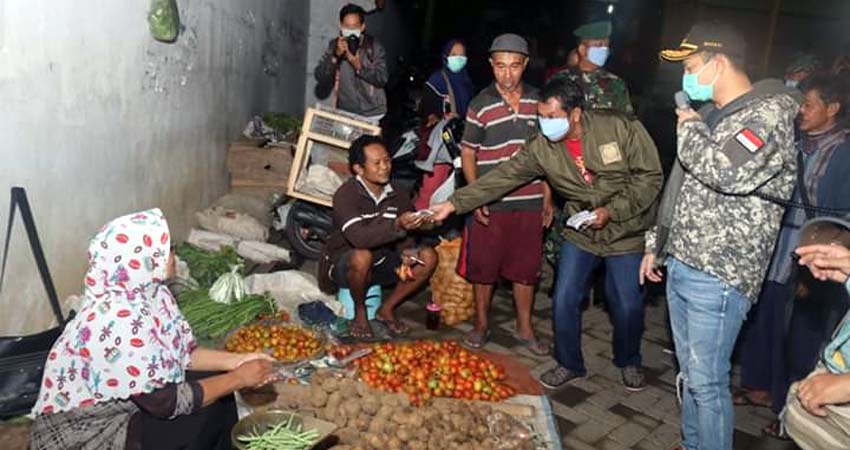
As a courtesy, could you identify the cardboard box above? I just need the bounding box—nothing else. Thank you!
[227,139,294,194]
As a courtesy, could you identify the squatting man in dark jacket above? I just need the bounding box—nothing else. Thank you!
[320,135,437,340]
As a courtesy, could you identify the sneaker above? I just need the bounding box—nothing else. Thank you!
[622,365,646,392]
[539,366,584,389]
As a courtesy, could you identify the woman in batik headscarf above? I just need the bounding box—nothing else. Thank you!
[29,209,275,450]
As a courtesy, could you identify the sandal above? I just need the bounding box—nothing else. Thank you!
[732,389,772,408]
[463,329,490,349]
[762,420,791,441]
[348,320,374,341]
[374,318,410,337]
[513,334,551,356]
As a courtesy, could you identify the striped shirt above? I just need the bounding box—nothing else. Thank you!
[462,83,542,211]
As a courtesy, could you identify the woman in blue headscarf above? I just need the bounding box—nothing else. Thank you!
[421,39,474,126]
[415,39,475,210]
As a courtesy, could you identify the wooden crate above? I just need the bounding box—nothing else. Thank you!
[227,139,294,194]
[287,108,381,207]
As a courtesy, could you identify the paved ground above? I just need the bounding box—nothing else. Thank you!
[392,263,800,450]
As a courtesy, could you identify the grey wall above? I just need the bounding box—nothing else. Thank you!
[0,0,309,333]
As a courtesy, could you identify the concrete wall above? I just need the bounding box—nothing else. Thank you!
[0,0,309,334]
[303,0,412,108]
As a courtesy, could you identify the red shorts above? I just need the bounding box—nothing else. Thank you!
[457,210,543,285]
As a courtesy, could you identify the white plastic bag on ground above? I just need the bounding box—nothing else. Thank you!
[237,241,291,264]
[186,228,237,252]
[243,271,342,315]
[196,206,269,241]
[212,193,273,228]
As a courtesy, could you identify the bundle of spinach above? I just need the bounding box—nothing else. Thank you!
[175,244,243,289]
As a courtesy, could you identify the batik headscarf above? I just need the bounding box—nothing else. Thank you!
[32,209,196,415]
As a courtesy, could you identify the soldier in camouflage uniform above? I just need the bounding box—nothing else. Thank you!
[545,21,634,265]
[641,23,800,450]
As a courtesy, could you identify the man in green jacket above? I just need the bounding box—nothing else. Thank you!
[431,78,663,391]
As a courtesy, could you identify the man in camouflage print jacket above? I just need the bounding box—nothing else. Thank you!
[642,22,800,450]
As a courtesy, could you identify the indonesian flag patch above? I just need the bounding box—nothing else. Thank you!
[735,128,765,153]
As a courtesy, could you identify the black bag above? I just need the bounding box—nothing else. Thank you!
[0,187,71,418]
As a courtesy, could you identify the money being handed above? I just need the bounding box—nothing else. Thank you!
[566,210,598,231]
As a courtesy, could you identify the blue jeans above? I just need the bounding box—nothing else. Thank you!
[552,241,644,374]
[667,258,752,450]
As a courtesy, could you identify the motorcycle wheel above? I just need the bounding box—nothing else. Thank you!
[284,201,327,260]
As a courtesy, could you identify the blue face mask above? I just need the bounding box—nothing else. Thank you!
[446,56,468,73]
[682,60,718,102]
[538,116,571,142]
[587,46,610,67]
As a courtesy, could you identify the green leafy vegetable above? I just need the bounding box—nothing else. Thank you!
[176,244,243,289]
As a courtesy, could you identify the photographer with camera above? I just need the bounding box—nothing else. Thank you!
[314,4,388,121]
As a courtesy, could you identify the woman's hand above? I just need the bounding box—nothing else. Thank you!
[227,352,274,371]
[232,359,277,389]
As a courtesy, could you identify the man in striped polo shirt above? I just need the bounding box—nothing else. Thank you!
[458,34,554,355]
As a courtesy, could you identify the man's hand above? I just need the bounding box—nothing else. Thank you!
[347,52,362,72]
[335,37,348,57]
[795,244,850,284]
[473,206,490,226]
[429,202,456,222]
[590,207,610,230]
[676,108,700,126]
[639,253,664,285]
[397,211,426,231]
[797,372,850,417]
[542,201,555,228]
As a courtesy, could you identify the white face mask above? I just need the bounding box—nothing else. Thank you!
[341,28,362,39]
[785,79,800,89]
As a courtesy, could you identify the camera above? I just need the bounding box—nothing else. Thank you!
[346,35,360,55]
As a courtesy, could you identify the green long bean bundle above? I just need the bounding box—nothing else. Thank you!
[237,413,319,450]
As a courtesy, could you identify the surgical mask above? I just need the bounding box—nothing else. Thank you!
[587,46,610,67]
[538,116,570,142]
[446,55,467,73]
[341,28,361,39]
[682,60,718,102]
[785,79,800,89]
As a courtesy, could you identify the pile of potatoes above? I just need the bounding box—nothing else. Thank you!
[430,238,475,326]
[287,372,536,450]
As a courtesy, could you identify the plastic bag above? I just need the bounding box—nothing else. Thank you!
[243,271,342,316]
[236,240,291,264]
[186,228,237,252]
[148,0,180,43]
[196,206,269,241]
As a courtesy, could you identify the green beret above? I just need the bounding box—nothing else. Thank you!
[574,21,612,40]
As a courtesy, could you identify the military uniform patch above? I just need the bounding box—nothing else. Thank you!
[599,142,623,165]
[735,129,765,153]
